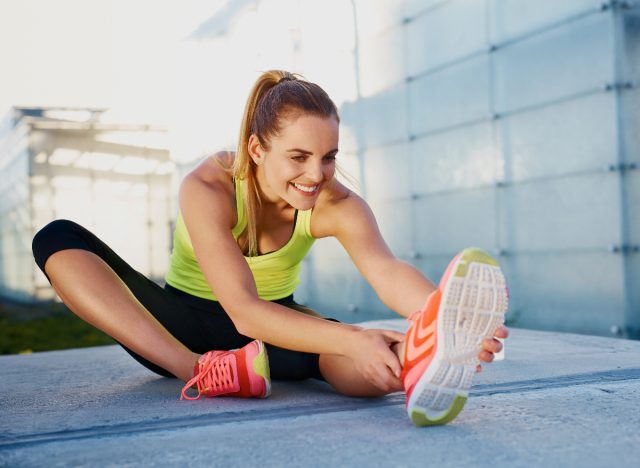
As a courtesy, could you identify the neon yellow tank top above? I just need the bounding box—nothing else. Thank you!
[165,180,315,301]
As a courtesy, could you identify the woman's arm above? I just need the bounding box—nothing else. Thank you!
[179,168,352,350]
[314,187,436,318]
[316,185,508,368]
[179,164,404,389]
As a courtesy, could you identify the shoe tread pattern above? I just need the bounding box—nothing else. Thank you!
[411,251,508,426]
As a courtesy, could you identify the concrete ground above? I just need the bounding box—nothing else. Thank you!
[1,320,639,467]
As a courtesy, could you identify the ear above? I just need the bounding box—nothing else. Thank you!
[247,134,265,166]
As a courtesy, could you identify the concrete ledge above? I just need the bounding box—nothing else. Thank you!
[1,322,640,467]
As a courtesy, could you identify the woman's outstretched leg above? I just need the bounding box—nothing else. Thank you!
[44,249,199,382]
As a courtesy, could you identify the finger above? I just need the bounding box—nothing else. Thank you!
[478,350,494,363]
[364,368,385,391]
[493,326,509,339]
[385,365,403,390]
[377,364,403,392]
[367,363,392,391]
[380,329,406,343]
[482,338,503,354]
[389,377,404,392]
[383,346,403,378]
[371,371,391,392]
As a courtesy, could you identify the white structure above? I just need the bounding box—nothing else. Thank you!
[0,107,174,301]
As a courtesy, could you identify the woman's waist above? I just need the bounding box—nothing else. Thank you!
[164,283,295,310]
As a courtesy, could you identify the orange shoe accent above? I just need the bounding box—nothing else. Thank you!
[401,248,508,426]
[180,340,271,400]
[401,289,441,399]
[401,252,462,400]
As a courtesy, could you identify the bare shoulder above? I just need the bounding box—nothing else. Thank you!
[186,151,234,186]
[179,151,237,228]
[311,179,372,238]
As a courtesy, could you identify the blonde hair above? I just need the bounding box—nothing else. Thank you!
[231,70,339,257]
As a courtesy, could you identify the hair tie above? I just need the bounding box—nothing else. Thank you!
[278,76,294,84]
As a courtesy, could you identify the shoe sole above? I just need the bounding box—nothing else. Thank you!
[407,248,508,426]
[252,340,272,398]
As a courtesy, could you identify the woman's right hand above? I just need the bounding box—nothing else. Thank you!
[346,328,405,392]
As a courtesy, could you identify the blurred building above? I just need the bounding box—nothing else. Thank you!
[0,107,174,301]
[187,0,640,338]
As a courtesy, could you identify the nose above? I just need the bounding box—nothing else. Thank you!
[305,161,323,183]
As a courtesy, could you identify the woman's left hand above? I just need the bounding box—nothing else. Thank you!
[476,325,509,373]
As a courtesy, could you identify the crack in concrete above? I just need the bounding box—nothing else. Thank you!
[470,367,640,396]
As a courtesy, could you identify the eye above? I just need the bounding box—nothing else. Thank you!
[291,155,306,162]
[323,154,337,163]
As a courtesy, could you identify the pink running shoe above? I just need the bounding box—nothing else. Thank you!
[401,247,508,426]
[180,340,271,400]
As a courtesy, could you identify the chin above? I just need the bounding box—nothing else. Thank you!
[289,197,316,211]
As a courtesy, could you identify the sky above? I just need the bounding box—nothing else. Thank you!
[0,0,225,124]
[0,0,361,162]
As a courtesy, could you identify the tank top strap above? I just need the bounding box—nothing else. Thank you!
[297,208,313,239]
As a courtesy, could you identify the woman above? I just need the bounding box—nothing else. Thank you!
[32,70,508,427]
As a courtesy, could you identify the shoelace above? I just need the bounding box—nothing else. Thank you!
[180,351,237,400]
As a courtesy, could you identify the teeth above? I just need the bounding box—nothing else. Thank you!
[293,183,318,193]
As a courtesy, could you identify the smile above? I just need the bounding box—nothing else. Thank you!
[291,182,319,194]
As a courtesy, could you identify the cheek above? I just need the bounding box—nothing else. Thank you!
[265,161,290,184]
[324,164,336,179]
[269,164,297,190]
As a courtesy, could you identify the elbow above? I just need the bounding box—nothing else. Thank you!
[218,296,260,338]
[234,319,256,339]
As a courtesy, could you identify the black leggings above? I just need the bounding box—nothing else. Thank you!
[32,219,327,381]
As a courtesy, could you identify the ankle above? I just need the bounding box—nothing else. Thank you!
[179,352,201,383]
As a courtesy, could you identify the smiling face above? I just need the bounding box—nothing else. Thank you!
[249,114,339,211]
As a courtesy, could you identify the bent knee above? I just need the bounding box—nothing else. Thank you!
[32,219,86,273]
[33,219,80,247]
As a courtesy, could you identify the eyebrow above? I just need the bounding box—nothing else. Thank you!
[286,148,339,157]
